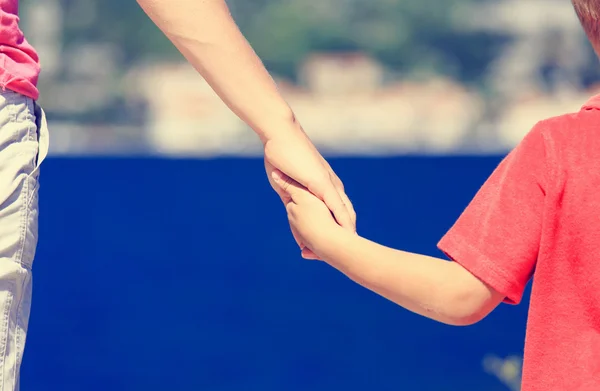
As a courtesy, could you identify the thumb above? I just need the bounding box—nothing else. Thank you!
[315,183,354,231]
[271,169,302,202]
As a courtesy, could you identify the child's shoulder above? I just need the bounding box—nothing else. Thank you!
[525,96,600,165]
[528,100,600,146]
[533,111,582,138]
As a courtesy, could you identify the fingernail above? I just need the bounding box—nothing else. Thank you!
[271,171,281,182]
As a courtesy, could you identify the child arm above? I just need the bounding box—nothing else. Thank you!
[274,171,505,326]
[317,232,505,326]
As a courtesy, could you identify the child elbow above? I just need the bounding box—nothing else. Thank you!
[448,309,487,326]
[445,290,495,326]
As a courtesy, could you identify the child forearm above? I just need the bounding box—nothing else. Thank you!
[137,0,297,142]
[319,231,501,326]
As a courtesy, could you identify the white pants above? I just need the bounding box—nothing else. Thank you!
[0,91,48,390]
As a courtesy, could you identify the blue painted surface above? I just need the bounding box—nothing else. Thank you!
[22,157,529,391]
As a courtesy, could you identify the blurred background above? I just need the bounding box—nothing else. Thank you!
[19,0,595,390]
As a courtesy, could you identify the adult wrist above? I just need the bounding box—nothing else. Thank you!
[257,111,304,144]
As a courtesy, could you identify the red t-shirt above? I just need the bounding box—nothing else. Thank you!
[0,1,40,100]
[438,95,600,390]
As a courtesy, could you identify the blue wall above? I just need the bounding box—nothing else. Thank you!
[23,157,529,391]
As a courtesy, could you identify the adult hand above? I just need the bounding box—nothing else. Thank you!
[263,126,356,257]
[271,169,343,258]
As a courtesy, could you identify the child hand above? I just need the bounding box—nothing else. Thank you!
[271,169,343,259]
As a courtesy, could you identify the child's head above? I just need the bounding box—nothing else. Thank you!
[573,0,600,52]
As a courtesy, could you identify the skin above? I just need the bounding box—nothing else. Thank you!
[136,0,357,257]
[271,170,505,326]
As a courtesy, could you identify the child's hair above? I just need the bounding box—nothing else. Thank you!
[573,0,600,46]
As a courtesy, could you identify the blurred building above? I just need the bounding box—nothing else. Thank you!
[123,53,484,156]
[125,63,255,157]
[299,53,386,95]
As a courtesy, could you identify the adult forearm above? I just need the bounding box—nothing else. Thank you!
[319,232,495,325]
[137,0,297,142]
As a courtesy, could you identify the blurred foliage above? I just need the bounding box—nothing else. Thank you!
[58,0,510,85]
[236,0,511,84]
[60,0,178,63]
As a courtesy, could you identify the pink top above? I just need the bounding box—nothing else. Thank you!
[0,0,40,100]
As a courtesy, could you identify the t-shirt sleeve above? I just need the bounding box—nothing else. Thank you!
[438,123,548,305]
